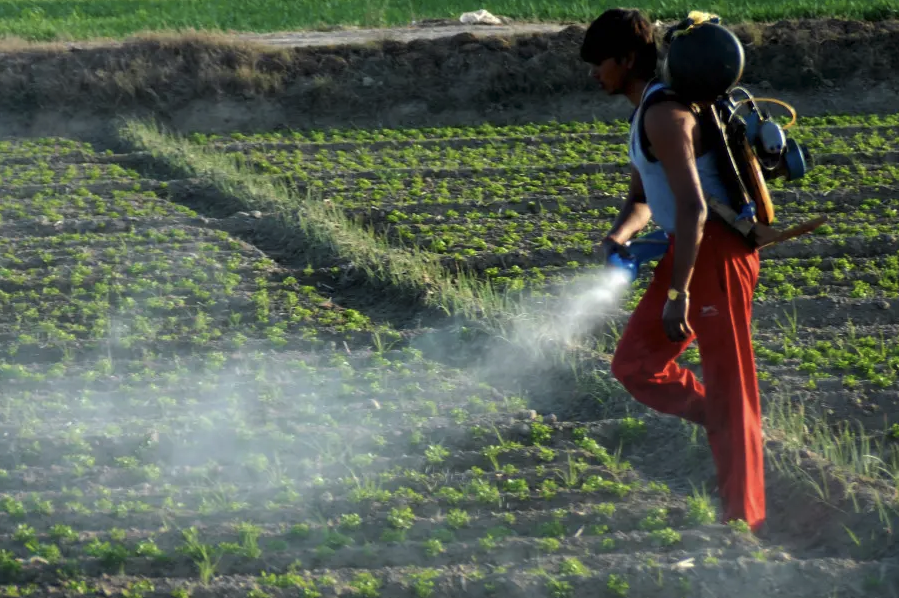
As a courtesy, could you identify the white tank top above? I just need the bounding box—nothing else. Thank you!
[628,81,732,234]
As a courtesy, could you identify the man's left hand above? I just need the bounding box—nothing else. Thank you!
[662,295,693,342]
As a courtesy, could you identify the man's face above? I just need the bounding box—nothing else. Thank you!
[590,54,633,95]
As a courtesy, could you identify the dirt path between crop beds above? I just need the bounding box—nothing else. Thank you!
[2,18,899,142]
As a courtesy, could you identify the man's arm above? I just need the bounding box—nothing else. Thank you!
[606,164,653,245]
[643,102,708,294]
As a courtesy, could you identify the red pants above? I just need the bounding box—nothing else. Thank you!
[611,218,765,532]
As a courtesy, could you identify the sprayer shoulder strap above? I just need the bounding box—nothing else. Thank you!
[706,105,757,210]
[636,87,696,164]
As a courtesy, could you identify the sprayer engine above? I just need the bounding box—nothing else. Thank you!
[715,90,811,182]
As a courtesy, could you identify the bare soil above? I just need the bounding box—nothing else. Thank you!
[1,19,899,141]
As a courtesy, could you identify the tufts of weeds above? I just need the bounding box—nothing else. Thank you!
[178,527,224,586]
[686,485,717,526]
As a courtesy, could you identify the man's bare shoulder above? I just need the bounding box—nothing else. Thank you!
[642,101,696,140]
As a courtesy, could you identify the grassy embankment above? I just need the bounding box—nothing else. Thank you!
[0,0,897,41]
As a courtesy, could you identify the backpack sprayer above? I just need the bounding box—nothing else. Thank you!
[734,92,810,183]
[605,11,827,283]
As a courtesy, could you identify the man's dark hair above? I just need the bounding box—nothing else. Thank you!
[580,8,658,80]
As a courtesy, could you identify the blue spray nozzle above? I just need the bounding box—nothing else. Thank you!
[607,251,639,283]
[605,229,669,283]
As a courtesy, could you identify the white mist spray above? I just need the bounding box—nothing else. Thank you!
[476,264,635,366]
[548,266,633,348]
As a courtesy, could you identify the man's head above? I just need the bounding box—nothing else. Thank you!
[581,8,658,95]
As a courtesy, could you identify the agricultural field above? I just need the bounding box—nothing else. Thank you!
[0,108,897,596]
[1,9,899,597]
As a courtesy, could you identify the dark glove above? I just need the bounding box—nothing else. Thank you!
[599,236,632,266]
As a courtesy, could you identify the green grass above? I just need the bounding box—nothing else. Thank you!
[2,0,898,42]
[120,119,506,320]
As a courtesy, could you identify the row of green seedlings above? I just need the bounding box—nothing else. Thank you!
[260,158,899,210]
[191,113,899,146]
[402,204,897,297]
[0,418,762,596]
[0,375,518,508]
[241,128,899,179]
[0,163,140,187]
[757,253,899,302]
[219,165,899,250]
[470,250,899,303]
[389,208,617,259]
[0,394,503,495]
[0,237,372,356]
[0,498,733,595]
[754,311,899,391]
[0,186,189,221]
[385,189,896,238]
[0,138,98,157]
[450,237,899,300]
[0,342,462,436]
[0,500,715,581]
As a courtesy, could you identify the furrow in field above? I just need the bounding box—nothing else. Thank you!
[342,186,899,221]
[8,554,886,598]
[242,154,899,187]
[207,125,899,168]
[195,119,899,150]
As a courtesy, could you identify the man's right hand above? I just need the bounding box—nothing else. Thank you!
[599,236,632,265]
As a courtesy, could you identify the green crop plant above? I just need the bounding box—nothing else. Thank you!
[424,539,445,558]
[349,572,381,598]
[607,574,630,597]
[651,528,682,547]
[408,569,440,598]
[424,444,450,464]
[559,557,590,576]
[728,520,753,534]
[338,513,363,531]
[178,528,224,586]
[554,454,588,488]
[546,578,574,598]
[122,580,155,598]
[259,571,321,596]
[537,537,561,553]
[83,537,129,574]
[639,508,670,532]
[235,522,263,559]
[686,486,717,525]
[446,509,471,529]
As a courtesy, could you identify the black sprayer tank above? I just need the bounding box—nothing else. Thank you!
[662,22,746,102]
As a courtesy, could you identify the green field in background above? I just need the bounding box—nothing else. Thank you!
[1,0,897,41]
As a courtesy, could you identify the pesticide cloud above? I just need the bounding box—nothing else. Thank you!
[547,267,633,349]
[408,263,638,419]
[485,264,633,354]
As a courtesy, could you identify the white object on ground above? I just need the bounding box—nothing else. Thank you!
[459,9,503,25]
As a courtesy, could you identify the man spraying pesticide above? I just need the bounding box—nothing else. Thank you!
[581,9,826,533]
